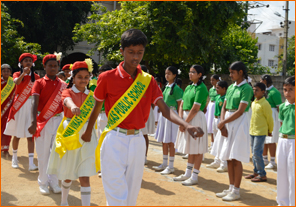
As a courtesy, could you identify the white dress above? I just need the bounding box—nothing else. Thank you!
[142,106,155,135]
[205,101,215,134]
[265,108,280,143]
[155,110,178,143]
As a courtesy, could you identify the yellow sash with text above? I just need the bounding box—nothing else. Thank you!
[1,77,15,104]
[55,91,95,158]
[95,71,152,172]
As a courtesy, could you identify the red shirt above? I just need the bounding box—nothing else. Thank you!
[61,86,89,118]
[94,62,163,130]
[32,75,66,112]
[13,72,40,96]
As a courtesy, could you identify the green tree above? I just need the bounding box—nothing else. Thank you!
[3,1,92,54]
[1,3,43,70]
[277,35,295,76]
[73,1,245,76]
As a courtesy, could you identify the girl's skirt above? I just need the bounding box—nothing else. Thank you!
[97,111,108,139]
[47,119,98,180]
[154,105,160,122]
[205,101,215,134]
[211,117,225,157]
[175,111,208,154]
[142,107,155,135]
[155,110,178,143]
[265,108,280,144]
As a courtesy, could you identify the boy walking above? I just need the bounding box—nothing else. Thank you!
[81,29,203,206]
[245,82,273,182]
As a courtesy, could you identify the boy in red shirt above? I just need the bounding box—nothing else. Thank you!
[81,29,203,206]
[28,53,67,195]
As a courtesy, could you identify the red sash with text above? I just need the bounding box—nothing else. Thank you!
[33,81,67,138]
[7,78,34,122]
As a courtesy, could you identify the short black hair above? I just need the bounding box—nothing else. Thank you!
[211,74,220,80]
[261,74,272,86]
[254,82,266,91]
[283,76,295,86]
[217,80,228,90]
[121,29,148,50]
[140,65,148,73]
[98,64,112,72]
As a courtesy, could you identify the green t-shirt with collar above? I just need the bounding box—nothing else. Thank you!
[266,86,282,108]
[209,86,218,102]
[214,94,225,116]
[163,83,183,110]
[182,82,208,111]
[279,101,295,135]
[225,80,253,112]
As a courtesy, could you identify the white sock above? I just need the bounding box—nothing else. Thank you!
[28,153,34,166]
[81,186,91,206]
[162,155,168,167]
[211,142,214,147]
[12,150,17,161]
[233,187,240,195]
[263,155,268,162]
[229,184,234,191]
[191,169,200,181]
[184,163,194,177]
[61,181,72,205]
[270,157,276,164]
[169,156,174,168]
[145,156,147,162]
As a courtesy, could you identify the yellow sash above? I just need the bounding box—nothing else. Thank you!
[89,78,97,89]
[95,71,152,172]
[1,77,15,104]
[55,91,95,158]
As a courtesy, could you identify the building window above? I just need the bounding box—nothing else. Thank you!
[257,60,261,64]
[268,60,274,67]
[281,45,284,49]
[258,44,261,50]
[279,33,282,36]
[269,45,275,51]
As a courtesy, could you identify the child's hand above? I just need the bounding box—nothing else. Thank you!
[179,125,185,132]
[81,131,91,142]
[268,132,272,136]
[23,67,31,75]
[217,121,225,130]
[186,125,204,140]
[28,123,37,135]
[71,106,81,116]
[220,126,228,137]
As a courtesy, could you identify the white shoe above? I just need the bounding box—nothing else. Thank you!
[49,185,62,194]
[39,186,50,195]
[222,192,240,201]
[265,162,277,169]
[173,174,190,181]
[182,154,188,159]
[264,160,269,166]
[217,166,228,172]
[12,159,19,169]
[144,159,148,165]
[28,164,38,171]
[160,167,175,175]
[152,164,166,171]
[216,189,231,198]
[206,162,220,169]
[60,203,69,206]
[208,146,212,152]
[182,177,198,186]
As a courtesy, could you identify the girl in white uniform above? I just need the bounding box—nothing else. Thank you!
[216,61,253,201]
[153,66,183,174]
[47,60,98,206]
[174,65,208,186]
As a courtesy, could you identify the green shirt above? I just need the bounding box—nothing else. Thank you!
[182,82,208,111]
[266,85,282,108]
[279,101,295,135]
[89,76,98,92]
[225,80,253,112]
[214,95,225,117]
[163,83,183,110]
[209,86,218,102]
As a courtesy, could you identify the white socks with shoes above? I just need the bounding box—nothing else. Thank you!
[61,181,72,205]
[81,186,91,206]
[184,163,194,177]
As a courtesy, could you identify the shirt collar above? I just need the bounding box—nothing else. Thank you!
[192,83,197,86]
[43,74,59,82]
[285,100,295,106]
[255,97,266,103]
[166,83,174,88]
[266,85,274,90]
[234,79,247,87]
[71,85,89,95]
[117,61,142,79]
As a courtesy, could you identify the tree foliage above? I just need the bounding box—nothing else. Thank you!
[73,1,247,76]
[1,3,43,70]
[276,35,295,76]
[3,1,92,54]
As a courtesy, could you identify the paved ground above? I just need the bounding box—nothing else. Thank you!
[1,135,278,206]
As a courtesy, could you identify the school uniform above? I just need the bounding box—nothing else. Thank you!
[97,102,108,138]
[210,94,227,168]
[205,86,218,134]
[47,85,98,180]
[276,101,295,206]
[175,82,208,154]
[153,83,162,122]
[265,85,282,144]
[155,83,183,143]
[219,80,253,163]
[32,75,67,189]
[93,62,163,206]
[4,72,40,138]
[141,106,155,135]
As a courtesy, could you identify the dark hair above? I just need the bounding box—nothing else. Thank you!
[283,76,295,86]
[190,64,204,86]
[57,71,66,78]
[254,82,266,91]
[99,64,112,72]
[211,74,220,80]
[176,78,182,88]
[155,76,161,83]
[229,61,248,80]
[261,74,272,86]
[140,65,148,73]
[166,66,178,95]
[19,58,36,82]
[217,80,228,90]
[121,29,148,50]
[67,68,90,89]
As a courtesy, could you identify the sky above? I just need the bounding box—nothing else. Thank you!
[247,1,295,33]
